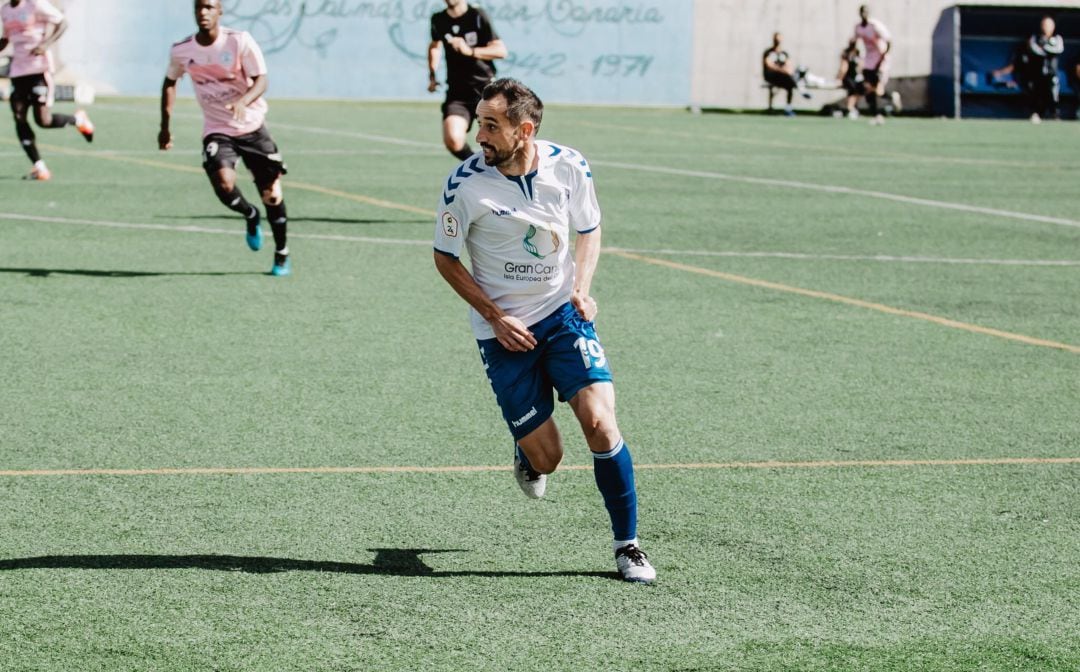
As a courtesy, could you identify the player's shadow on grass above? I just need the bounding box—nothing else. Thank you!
[0,267,261,278]
[156,215,426,225]
[0,549,617,580]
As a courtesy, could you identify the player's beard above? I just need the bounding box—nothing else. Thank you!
[481,138,524,168]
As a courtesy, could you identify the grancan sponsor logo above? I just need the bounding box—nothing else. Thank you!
[504,262,558,275]
[511,407,538,428]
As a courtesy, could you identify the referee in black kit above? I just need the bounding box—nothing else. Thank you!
[427,0,507,160]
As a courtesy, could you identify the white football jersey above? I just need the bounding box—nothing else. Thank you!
[434,140,602,340]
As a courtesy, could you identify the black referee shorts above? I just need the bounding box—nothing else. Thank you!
[442,89,484,130]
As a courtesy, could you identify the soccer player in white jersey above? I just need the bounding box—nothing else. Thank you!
[159,0,291,276]
[0,0,94,181]
[853,4,892,125]
[433,78,656,583]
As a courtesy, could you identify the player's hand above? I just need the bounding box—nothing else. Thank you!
[30,46,46,56]
[572,290,598,322]
[158,129,173,151]
[427,76,439,93]
[447,37,473,56]
[492,315,537,352]
[225,100,247,122]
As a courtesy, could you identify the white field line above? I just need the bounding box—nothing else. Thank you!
[4,213,1077,267]
[93,102,440,150]
[90,102,1080,231]
[0,213,429,247]
[83,148,430,157]
[2,456,1079,477]
[592,160,1080,231]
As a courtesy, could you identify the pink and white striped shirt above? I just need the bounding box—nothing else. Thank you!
[1,0,64,79]
[166,28,269,138]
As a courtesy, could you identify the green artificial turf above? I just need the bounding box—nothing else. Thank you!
[1,99,1077,671]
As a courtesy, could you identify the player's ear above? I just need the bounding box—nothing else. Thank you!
[518,119,535,139]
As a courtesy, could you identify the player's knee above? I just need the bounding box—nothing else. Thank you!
[210,179,238,206]
[260,181,283,205]
[581,414,620,450]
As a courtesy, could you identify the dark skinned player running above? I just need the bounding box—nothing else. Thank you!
[159,0,292,276]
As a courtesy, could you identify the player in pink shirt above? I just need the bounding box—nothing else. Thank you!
[853,4,893,125]
[0,0,94,180]
[159,0,291,276]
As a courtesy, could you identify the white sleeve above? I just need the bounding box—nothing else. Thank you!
[567,157,601,233]
[34,0,64,24]
[434,179,472,258]
[239,31,269,77]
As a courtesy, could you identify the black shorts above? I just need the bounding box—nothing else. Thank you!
[862,68,882,88]
[763,70,796,91]
[202,126,287,189]
[442,89,484,129]
[10,73,53,107]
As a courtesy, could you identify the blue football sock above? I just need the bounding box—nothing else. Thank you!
[592,439,637,542]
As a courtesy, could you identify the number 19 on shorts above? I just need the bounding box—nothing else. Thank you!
[573,337,607,369]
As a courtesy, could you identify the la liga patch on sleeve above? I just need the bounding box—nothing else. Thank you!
[442,212,459,237]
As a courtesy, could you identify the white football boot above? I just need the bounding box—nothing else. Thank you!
[513,452,546,499]
[615,543,656,583]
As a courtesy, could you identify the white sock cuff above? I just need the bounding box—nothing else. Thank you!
[614,537,638,552]
[592,438,625,460]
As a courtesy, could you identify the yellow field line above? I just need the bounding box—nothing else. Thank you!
[1,456,1077,478]
[28,141,432,216]
[610,250,1080,355]
[15,141,1078,354]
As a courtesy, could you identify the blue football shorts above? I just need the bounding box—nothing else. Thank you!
[477,301,614,441]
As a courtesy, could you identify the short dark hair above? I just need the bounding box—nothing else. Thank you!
[481,78,544,130]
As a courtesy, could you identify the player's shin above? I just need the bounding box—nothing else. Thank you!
[266,201,287,252]
[592,438,638,544]
[16,120,41,163]
[213,184,258,219]
[42,113,75,129]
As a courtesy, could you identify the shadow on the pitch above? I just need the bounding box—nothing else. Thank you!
[0,267,261,278]
[155,214,425,225]
[0,549,619,580]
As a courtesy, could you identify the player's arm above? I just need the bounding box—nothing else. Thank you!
[159,77,178,150]
[226,73,267,122]
[470,38,507,61]
[428,39,442,92]
[0,38,8,53]
[31,17,67,56]
[572,227,601,322]
[445,37,507,62]
[434,252,538,351]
